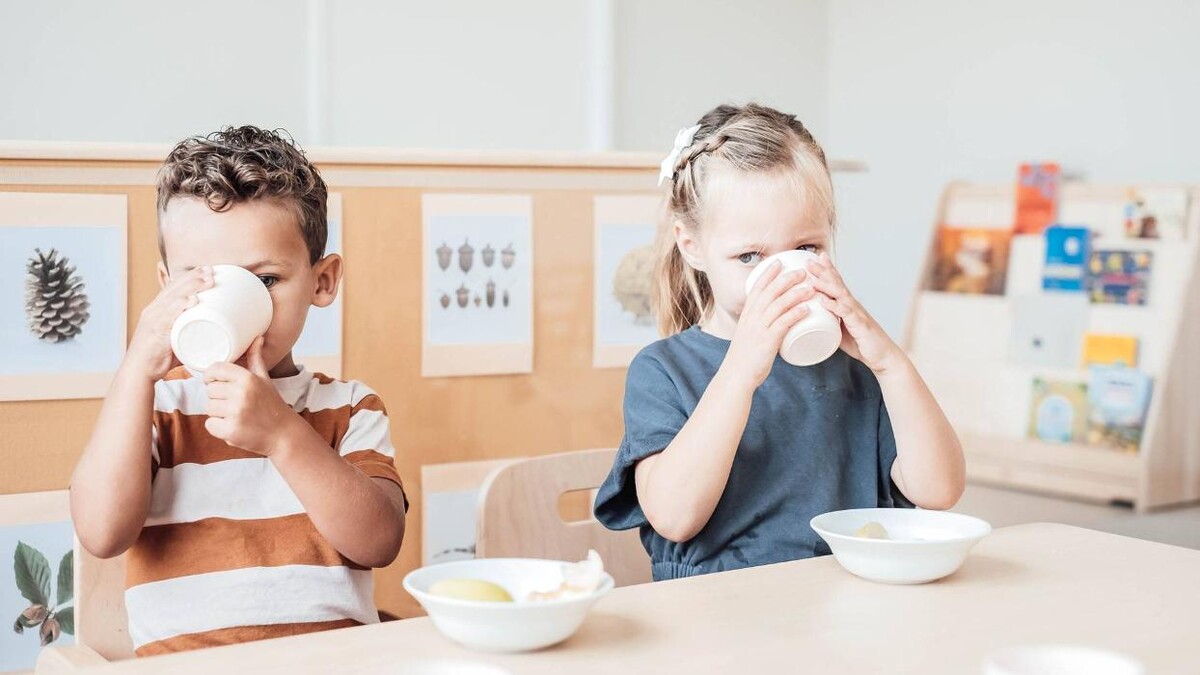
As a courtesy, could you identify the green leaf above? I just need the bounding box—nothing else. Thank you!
[56,550,73,606]
[12,615,24,634]
[13,542,51,607]
[55,607,74,636]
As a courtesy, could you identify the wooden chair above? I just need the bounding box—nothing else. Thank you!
[476,448,651,587]
[37,545,131,672]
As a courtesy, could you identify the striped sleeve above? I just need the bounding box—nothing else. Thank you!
[338,388,407,510]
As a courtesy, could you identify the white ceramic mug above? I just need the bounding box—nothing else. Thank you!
[170,264,273,371]
[743,250,841,367]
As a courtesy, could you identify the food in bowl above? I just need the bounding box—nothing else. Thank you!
[403,551,615,652]
[854,521,889,539]
[810,508,991,584]
[429,579,515,603]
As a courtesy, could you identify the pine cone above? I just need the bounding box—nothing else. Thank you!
[25,248,90,342]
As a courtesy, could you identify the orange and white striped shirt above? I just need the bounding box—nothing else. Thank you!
[125,366,405,656]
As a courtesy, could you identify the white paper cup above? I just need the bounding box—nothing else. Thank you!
[744,250,841,366]
[170,264,273,371]
[982,645,1144,675]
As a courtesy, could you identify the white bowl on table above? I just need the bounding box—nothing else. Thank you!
[403,558,614,653]
[810,508,991,584]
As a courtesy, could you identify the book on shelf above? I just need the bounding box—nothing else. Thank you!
[1082,333,1139,368]
[1087,249,1153,305]
[1015,162,1061,235]
[1123,186,1189,241]
[1027,378,1088,443]
[1086,365,1153,453]
[1042,225,1090,292]
[927,226,1012,295]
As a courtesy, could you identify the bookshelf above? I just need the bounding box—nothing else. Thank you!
[903,182,1200,512]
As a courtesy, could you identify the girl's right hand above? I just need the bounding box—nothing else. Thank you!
[724,261,815,388]
[124,266,214,382]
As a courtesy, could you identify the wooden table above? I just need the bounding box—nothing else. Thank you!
[80,524,1199,674]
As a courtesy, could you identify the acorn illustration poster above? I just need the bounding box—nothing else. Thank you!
[0,192,127,401]
[421,194,533,377]
[593,195,661,369]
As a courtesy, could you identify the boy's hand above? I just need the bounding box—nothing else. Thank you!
[203,337,295,456]
[808,252,905,374]
[126,266,214,381]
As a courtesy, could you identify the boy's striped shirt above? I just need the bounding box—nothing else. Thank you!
[125,366,405,656]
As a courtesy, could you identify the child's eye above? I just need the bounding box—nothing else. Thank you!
[257,275,279,289]
[797,244,819,253]
[737,252,764,265]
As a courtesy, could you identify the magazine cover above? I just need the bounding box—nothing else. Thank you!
[927,227,1012,295]
[1015,162,1061,235]
[1042,225,1090,292]
[1027,378,1088,443]
[1087,250,1153,305]
[1086,366,1153,453]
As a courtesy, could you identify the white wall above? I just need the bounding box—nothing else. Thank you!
[826,0,1200,336]
[613,0,829,150]
[0,0,829,152]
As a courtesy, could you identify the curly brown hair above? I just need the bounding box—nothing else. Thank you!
[156,125,328,264]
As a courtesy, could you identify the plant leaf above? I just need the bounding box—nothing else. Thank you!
[55,607,74,635]
[56,550,73,605]
[13,542,51,606]
[12,615,24,634]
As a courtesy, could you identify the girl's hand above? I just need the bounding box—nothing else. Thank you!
[808,252,904,374]
[725,260,815,388]
[125,266,214,381]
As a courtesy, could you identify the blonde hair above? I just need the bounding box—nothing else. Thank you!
[654,103,835,335]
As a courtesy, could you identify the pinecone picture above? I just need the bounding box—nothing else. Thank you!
[25,248,90,342]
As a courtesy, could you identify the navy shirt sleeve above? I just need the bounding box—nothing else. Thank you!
[593,352,687,531]
[877,397,916,508]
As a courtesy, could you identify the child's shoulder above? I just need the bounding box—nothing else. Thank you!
[307,372,385,410]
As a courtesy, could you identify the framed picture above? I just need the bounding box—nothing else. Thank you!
[593,195,661,369]
[421,194,534,377]
[0,192,127,401]
[293,192,343,378]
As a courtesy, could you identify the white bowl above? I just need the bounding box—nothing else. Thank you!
[810,508,991,584]
[983,644,1144,675]
[403,558,614,652]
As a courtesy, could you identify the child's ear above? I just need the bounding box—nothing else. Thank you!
[156,261,170,290]
[311,254,343,308]
[673,219,705,271]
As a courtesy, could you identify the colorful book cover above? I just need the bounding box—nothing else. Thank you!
[1082,333,1139,368]
[1027,378,1088,443]
[927,227,1012,295]
[1123,186,1189,241]
[1015,163,1061,235]
[1087,250,1153,305]
[1042,225,1090,292]
[1086,366,1153,453]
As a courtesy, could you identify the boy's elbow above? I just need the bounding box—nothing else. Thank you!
[77,529,132,560]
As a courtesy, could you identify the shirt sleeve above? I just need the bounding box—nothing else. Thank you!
[337,389,409,512]
[593,352,689,531]
[877,398,915,509]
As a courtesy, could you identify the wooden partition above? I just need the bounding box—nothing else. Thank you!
[0,143,863,617]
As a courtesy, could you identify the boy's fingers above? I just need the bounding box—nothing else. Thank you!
[203,416,229,439]
[245,336,269,379]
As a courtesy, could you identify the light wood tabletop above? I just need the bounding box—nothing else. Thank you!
[81,524,1198,674]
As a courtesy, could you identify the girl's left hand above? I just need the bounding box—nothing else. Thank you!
[808,252,905,374]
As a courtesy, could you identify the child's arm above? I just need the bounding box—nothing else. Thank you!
[203,339,405,568]
[635,263,814,542]
[808,254,965,509]
[72,267,215,558]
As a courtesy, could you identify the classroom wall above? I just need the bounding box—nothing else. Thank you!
[825,0,1200,336]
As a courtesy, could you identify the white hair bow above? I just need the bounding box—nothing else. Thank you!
[658,124,701,187]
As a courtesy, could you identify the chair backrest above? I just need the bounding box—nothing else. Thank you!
[476,448,651,587]
[74,544,133,660]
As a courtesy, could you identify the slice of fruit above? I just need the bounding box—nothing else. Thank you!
[855,521,889,539]
[428,578,514,602]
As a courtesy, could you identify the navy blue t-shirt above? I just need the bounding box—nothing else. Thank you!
[594,326,913,581]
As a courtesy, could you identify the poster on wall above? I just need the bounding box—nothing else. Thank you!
[0,491,75,672]
[0,193,127,401]
[593,195,661,369]
[293,192,343,378]
[421,194,533,378]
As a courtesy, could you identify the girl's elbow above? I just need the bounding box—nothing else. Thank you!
[645,509,702,544]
